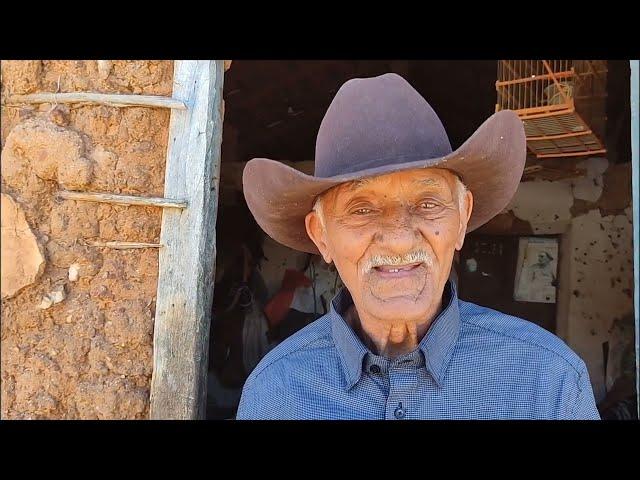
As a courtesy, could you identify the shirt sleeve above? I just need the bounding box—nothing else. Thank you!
[571,367,601,420]
[235,380,257,420]
[234,357,293,419]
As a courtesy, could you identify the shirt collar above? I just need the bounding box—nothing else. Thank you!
[330,280,461,390]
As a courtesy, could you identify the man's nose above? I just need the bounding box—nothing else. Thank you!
[373,208,421,253]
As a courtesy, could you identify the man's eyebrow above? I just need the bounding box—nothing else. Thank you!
[346,178,374,191]
[344,175,446,192]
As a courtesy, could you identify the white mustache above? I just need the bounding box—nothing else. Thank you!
[362,250,434,274]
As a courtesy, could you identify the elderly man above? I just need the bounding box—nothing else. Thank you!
[236,73,600,420]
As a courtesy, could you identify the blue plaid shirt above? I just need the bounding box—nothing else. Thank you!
[236,281,600,420]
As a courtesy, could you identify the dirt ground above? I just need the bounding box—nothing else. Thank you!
[1,60,173,419]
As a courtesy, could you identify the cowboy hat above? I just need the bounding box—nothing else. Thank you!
[242,72,526,254]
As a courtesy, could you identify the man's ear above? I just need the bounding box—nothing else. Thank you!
[305,210,332,264]
[455,189,473,251]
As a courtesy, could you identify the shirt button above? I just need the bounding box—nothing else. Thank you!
[394,406,406,419]
[369,364,381,374]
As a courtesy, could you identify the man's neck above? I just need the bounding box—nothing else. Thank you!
[345,297,444,359]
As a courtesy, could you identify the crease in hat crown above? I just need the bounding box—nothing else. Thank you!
[314,73,454,178]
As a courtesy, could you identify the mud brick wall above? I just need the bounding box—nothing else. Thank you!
[1,60,173,419]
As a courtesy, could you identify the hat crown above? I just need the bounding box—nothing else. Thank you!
[314,73,453,177]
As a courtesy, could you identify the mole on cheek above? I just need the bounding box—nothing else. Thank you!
[435,230,440,236]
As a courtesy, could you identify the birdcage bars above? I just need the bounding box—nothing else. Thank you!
[496,60,607,159]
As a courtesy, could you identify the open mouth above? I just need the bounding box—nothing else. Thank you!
[373,262,424,275]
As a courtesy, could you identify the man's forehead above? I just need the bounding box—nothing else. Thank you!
[344,168,456,192]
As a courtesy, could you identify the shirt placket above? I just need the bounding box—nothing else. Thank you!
[385,364,418,420]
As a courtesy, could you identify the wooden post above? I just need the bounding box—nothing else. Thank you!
[149,61,224,419]
[629,60,639,418]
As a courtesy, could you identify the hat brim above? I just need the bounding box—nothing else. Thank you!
[242,110,526,254]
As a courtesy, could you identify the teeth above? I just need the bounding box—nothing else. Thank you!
[374,264,417,273]
[375,264,421,273]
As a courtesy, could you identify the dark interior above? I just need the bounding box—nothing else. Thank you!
[222,60,630,167]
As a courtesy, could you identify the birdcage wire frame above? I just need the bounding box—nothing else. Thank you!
[496,60,607,159]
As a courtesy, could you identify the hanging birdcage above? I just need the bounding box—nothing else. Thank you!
[496,60,608,159]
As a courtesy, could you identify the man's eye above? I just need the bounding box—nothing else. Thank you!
[353,208,373,215]
[419,201,438,209]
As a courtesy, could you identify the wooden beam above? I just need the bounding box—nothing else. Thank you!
[149,61,224,420]
[58,190,187,209]
[5,92,187,110]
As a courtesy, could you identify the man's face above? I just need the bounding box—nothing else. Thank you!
[537,253,549,266]
[305,168,473,324]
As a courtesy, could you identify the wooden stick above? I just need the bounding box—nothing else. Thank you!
[537,148,607,158]
[527,130,592,141]
[518,107,575,120]
[496,70,573,87]
[85,240,163,249]
[58,190,187,209]
[5,92,187,110]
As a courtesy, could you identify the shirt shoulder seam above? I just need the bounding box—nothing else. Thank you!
[247,331,334,386]
[570,370,587,419]
[460,313,585,377]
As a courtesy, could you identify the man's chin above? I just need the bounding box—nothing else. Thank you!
[363,290,434,320]
[365,272,432,303]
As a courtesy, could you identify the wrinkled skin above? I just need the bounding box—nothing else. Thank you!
[305,168,473,358]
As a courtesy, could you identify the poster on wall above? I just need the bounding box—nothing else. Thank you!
[513,237,558,303]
